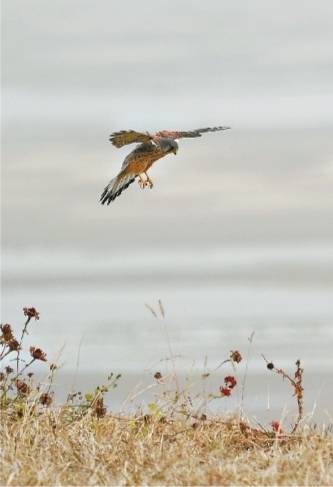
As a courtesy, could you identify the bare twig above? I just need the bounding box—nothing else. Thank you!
[240,331,255,415]
[16,316,31,374]
[262,355,304,433]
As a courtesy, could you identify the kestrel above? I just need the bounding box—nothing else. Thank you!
[100,126,230,205]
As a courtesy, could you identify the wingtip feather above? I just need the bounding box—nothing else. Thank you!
[100,175,135,205]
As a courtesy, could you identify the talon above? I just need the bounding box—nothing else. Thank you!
[138,173,147,189]
[144,180,153,189]
[144,172,154,189]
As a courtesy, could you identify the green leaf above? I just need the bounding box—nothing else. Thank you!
[84,392,94,402]
[147,402,162,418]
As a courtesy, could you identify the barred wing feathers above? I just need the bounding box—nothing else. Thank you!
[156,126,230,139]
[109,130,152,148]
[109,126,230,148]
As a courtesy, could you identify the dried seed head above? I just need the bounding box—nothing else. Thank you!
[224,375,237,389]
[219,386,231,397]
[154,372,162,380]
[30,346,47,361]
[271,420,282,433]
[93,398,107,418]
[23,307,40,320]
[267,362,274,370]
[39,392,53,406]
[230,350,242,363]
[0,324,14,342]
[8,339,20,351]
[16,379,30,395]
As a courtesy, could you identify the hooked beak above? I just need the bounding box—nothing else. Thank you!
[173,149,178,155]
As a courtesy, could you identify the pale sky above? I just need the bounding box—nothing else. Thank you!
[2,1,333,385]
[2,0,333,252]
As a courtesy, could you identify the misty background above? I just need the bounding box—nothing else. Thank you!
[2,1,333,420]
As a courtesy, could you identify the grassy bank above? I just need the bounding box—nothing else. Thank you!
[1,307,333,485]
[1,408,332,486]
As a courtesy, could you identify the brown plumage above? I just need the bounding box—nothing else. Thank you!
[100,126,230,205]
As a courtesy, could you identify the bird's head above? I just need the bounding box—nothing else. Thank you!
[160,138,178,155]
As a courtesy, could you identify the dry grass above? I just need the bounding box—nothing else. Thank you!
[1,307,333,486]
[1,409,332,486]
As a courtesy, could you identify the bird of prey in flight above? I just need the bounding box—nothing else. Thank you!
[100,126,230,205]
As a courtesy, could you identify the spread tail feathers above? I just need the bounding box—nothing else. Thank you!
[100,172,135,205]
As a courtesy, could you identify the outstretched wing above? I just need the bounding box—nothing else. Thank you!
[109,130,152,148]
[156,126,230,140]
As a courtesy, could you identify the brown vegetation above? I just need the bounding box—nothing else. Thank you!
[1,307,332,486]
[1,409,332,485]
